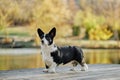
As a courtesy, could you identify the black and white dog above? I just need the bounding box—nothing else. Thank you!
[37,27,88,73]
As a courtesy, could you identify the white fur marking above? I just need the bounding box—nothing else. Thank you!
[42,34,48,45]
[43,69,48,72]
[48,62,57,73]
[81,63,88,71]
[40,37,57,73]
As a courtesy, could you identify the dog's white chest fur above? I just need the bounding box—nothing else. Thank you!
[41,44,57,66]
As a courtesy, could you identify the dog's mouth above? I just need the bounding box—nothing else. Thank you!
[41,37,53,46]
[41,40,49,46]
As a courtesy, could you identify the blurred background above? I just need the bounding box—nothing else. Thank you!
[0,0,120,70]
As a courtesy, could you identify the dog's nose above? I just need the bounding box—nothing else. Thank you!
[41,40,44,44]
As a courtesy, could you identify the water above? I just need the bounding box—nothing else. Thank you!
[0,48,44,70]
[84,49,120,64]
[0,48,120,70]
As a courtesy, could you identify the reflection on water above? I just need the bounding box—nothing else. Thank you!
[0,49,45,70]
[0,48,120,70]
[84,49,120,64]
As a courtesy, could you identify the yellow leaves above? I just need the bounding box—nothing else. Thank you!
[74,10,113,40]
[74,11,83,26]
[114,21,120,30]
[31,0,71,33]
[0,9,10,38]
[89,26,113,40]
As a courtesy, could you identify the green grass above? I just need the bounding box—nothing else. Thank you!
[55,39,120,49]
[0,27,120,49]
[0,27,30,37]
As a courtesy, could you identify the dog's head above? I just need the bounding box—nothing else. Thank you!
[37,27,56,46]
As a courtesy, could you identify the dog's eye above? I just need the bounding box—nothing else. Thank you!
[46,37,52,42]
[46,37,50,40]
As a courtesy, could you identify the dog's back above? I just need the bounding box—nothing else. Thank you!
[51,46,84,65]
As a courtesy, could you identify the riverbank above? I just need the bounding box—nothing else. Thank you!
[55,39,120,49]
[0,37,120,49]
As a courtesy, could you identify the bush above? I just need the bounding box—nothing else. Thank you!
[89,26,113,40]
[72,26,80,36]
[73,10,113,40]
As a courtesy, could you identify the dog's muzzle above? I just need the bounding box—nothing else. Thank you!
[41,40,44,44]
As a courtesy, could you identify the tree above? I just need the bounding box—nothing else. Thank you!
[33,0,71,29]
[73,0,113,40]
[0,9,10,38]
[30,0,71,45]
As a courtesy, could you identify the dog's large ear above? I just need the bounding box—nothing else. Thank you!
[49,27,56,38]
[37,28,44,39]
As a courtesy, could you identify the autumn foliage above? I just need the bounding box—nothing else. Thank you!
[0,0,120,40]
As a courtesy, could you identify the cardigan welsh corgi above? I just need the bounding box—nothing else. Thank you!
[37,27,88,73]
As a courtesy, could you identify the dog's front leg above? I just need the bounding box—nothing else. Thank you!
[48,62,57,73]
[43,65,49,73]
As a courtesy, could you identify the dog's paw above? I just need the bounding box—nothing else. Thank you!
[48,69,56,73]
[70,68,76,71]
[43,69,48,73]
[81,64,88,71]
